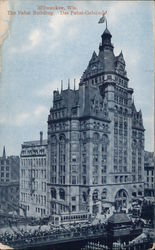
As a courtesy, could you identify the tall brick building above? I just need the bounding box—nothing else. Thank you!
[47,27,145,222]
[0,147,20,214]
[20,132,48,217]
[144,151,154,202]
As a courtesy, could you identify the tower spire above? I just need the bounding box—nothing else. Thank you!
[74,78,76,90]
[61,80,63,92]
[68,79,70,89]
[2,146,6,158]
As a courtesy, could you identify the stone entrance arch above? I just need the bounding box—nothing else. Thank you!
[115,189,128,211]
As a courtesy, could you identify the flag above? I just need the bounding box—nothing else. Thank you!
[98,15,106,24]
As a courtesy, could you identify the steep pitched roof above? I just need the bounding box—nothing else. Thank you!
[102,28,112,37]
[108,213,131,224]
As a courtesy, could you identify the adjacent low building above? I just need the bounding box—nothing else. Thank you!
[0,147,20,214]
[20,132,48,217]
[144,151,154,202]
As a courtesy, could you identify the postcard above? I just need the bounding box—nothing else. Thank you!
[0,1,154,249]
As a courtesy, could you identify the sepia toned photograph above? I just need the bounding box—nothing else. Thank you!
[0,1,154,249]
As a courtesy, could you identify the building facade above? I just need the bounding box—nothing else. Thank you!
[144,151,154,202]
[47,27,145,221]
[0,147,20,214]
[20,132,48,217]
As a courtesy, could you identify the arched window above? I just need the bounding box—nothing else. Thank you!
[119,107,122,114]
[132,192,137,197]
[51,135,57,143]
[92,189,99,202]
[115,189,128,210]
[114,105,118,112]
[101,189,107,200]
[82,192,87,202]
[132,139,137,148]
[138,191,142,196]
[93,132,100,141]
[59,134,66,164]
[102,134,108,144]
[59,188,65,200]
[124,108,128,114]
[51,188,56,199]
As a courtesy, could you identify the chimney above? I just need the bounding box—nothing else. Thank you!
[2,146,6,158]
[40,131,43,145]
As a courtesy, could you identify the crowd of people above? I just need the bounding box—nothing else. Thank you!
[0,222,105,247]
[0,212,152,248]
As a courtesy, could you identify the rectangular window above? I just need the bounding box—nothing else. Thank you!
[72,205,76,212]
[115,176,118,183]
[93,176,98,184]
[72,176,77,185]
[120,176,123,183]
[103,165,106,173]
[72,196,76,201]
[72,165,77,172]
[6,173,9,178]
[138,175,142,181]
[83,176,86,185]
[101,176,106,184]
[114,165,118,172]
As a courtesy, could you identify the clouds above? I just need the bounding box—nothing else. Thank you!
[10,28,42,53]
[108,1,138,24]
[29,29,41,47]
[15,112,30,126]
[0,1,154,154]
[36,81,58,97]
[0,105,48,127]
[10,12,79,54]
[36,77,80,98]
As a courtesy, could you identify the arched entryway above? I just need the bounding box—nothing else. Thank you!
[115,189,128,211]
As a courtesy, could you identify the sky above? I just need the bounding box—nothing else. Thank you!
[0,0,154,155]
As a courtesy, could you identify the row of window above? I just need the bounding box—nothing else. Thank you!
[114,106,128,115]
[61,214,88,221]
[114,165,127,173]
[21,192,46,206]
[147,177,154,183]
[132,175,142,182]
[51,122,66,131]
[132,130,144,138]
[0,160,9,165]
[132,165,142,173]
[51,110,66,120]
[114,157,128,165]
[92,175,106,185]
[21,180,46,192]
[146,170,154,176]
[0,166,9,171]
[21,169,46,179]
[115,86,128,97]
[1,172,9,178]
[114,128,128,135]
[21,148,45,155]
[51,188,108,202]
[0,178,9,182]
[21,158,46,167]
[114,175,128,183]
[86,74,127,88]
[36,207,46,214]
[114,95,128,106]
